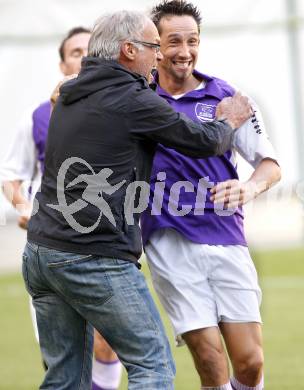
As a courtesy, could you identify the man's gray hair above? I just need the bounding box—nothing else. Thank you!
[88,10,150,60]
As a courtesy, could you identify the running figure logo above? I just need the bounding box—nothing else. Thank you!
[48,157,126,233]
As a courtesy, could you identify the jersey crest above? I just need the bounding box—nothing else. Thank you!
[195,103,216,122]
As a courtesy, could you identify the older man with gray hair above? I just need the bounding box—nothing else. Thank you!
[22,10,251,390]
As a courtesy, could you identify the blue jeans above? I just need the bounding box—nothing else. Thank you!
[22,241,175,390]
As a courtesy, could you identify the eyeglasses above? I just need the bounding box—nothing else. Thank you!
[131,40,161,53]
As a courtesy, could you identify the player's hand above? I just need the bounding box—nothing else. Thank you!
[50,74,78,108]
[216,92,253,130]
[18,215,30,230]
[16,202,32,230]
[210,179,258,208]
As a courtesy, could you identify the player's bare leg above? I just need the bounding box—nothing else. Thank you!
[183,327,230,387]
[94,330,119,361]
[92,330,122,390]
[220,322,264,388]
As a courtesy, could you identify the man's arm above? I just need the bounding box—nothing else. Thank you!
[50,77,251,158]
[128,89,252,158]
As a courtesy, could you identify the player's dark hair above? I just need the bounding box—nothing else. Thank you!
[151,0,202,33]
[59,27,91,61]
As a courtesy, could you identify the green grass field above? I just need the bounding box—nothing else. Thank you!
[0,247,304,390]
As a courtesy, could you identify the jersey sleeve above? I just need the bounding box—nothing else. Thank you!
[0,106,38,182]
[232,100,278,168]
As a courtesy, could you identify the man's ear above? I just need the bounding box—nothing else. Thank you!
[121,42,137,60]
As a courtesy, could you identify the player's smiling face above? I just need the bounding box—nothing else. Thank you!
[158,15,200,83]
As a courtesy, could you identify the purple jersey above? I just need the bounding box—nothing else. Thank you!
[141,70,248,247]
[32,101,51,173]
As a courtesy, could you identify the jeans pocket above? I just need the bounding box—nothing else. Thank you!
[22,253,35,297]
[46,252,114,305]
[47,253,94,268]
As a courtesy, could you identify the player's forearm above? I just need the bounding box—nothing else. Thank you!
[2,180,31,210]
[246,158,281,198]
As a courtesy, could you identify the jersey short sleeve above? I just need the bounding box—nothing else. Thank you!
[232,100,278,169]
[0,105,38,183]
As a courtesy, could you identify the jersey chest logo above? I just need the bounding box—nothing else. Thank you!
[195,103,216,122]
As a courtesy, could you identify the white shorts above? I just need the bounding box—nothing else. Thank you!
[145,228,262,346]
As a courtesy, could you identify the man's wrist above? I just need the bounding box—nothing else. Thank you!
[220,118,236,131]
[217,118,235,131]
